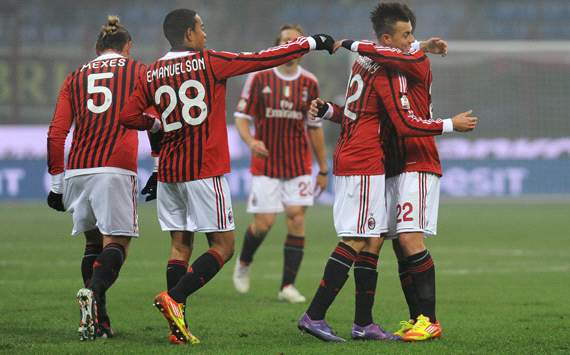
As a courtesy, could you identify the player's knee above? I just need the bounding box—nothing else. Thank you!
[288,213,305,231]
[254,215,275,234]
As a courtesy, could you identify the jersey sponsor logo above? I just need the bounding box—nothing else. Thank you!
[262,85,272,94]
[367,216,376,230]
[265,107,303,120]
[146,58,206,82]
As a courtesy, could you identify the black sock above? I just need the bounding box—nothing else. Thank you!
[306,242,357,320]
[168,249,225,303]
[281,234,305,289]
[239,226,267,265]
[167,259,188,290]
[407,250,436,322]
[354,252,379,326]
[398,260,421,320]
[81,243,102,287]
[89,243,126,317]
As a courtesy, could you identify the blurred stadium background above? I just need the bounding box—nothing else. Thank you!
[0,0,569,201]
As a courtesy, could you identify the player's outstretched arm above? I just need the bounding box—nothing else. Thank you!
[209,34,335,80]
[419,37,448,56]
[336,39,429,81]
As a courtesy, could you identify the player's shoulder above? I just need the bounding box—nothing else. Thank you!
[298,66,319,85]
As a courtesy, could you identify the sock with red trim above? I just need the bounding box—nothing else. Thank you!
[167,259,188,290]
[354,251,379,326]
[89,243,126,321]
[168,249,224,303]
[407,249,436,321]
[81,243,102,287]
[306,242,357,320]
[281,234,305,289]
[239,226,267,265]
[398,260,421,320]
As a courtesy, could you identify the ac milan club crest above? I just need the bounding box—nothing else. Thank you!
[228,210,233,224]
[367,217,376,230]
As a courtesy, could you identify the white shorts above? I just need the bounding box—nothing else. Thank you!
[385,172,440,238]
[246,175,314,214]
[63,173,138,237]
[157,176,235,233]
[333,175,387,237]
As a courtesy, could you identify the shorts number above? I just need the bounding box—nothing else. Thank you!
[396,202,414,223]
[343,73,363,121]
[299,182,312,197]
[155,80,208,132]
[87,72,113,113]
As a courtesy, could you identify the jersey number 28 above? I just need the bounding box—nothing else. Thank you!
[155,80,208,132]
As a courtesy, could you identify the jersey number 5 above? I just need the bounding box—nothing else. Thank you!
[87,72,113,114]
[155,80,208,132]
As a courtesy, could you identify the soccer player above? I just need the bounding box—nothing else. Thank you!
[337,2,470,341]
[119,9,335,344]
[232,24,328,303]
[297,7,478,343]
[47,16,155,340]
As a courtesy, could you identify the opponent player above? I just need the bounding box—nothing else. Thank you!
[47,16,156,340]
[337,2,470,341]
[232,24,328,303]
[297,7,478,342]
[119,8,334,344]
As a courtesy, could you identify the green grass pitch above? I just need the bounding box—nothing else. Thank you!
[1,201,569,354]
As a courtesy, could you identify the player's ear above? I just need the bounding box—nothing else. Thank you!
[185,27,194,46]
[380,33,392,46]
[122,41,133,57]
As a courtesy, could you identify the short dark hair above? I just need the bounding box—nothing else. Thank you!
[163,9,198,47]
[370,2,415,37]
[274,24,305,46]
[95,15,131,53]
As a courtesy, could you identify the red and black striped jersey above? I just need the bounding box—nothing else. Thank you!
[352,41,443,176]
[48,53,144,176]
[234,66,320,178]
[327,54,447,176]
[120,37,315,183]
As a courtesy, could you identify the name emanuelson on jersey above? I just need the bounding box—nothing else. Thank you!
[146,57,207,82]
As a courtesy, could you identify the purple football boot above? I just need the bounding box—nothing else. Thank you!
[298,313,346,342]
[351,323,401,341]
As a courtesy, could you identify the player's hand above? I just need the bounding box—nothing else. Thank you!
[47,191,65,212]
[451,110,478,132]
[141,172,157,201]
[249,139,269,158]
[309,98,329,119]
[314,172,328,197]
[421,37,448,56]
[311,34,335,54]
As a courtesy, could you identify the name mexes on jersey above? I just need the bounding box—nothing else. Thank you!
[81,58,127,71]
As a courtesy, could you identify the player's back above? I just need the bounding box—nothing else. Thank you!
[382,59,442,177]
[333,56,387,176]
[66,53,142,173]
[143,50,228,183]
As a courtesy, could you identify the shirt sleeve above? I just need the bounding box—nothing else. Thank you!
[47,74,74,175]
[208,36,315,80]
[350,40,430,82]
[119,67,156,131]
[374,69,445,137]
[234,73,258,121]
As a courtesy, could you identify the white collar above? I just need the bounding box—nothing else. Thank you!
[158,51,198,61]
[273,65,302,81]
[92,52,125,62]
